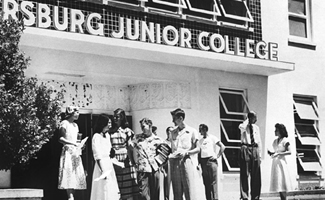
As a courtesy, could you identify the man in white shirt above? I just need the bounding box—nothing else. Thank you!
[238,111,262,200]
[169,108,200,200]
[198,124,225,200]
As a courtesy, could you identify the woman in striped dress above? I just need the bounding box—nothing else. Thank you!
[110,108,139,200]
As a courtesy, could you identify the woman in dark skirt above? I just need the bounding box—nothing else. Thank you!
[109,108,139,200]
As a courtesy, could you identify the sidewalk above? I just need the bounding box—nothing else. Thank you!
[162,172,241,200]
[218,173,240,200]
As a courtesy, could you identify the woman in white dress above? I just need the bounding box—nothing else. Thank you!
[58,106,87,200]
[269,123,292,200]
[91,114,120,200]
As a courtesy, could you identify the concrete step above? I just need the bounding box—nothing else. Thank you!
[261,190,325,200]
[219,173,240,200]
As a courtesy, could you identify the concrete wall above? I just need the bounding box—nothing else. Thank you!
[0,170,10,188]
[131,67,268,178]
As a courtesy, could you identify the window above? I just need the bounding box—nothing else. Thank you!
[219,88,249,171]
[293,95,322,174]
[145,0,184,13]
[150,0,186,9]
[104,0,139,7]
[78,0,103,3]
[218,0,254,22]
[288,0,312,40]
[183,0,221,19]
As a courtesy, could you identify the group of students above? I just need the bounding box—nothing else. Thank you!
[57,106,292,200]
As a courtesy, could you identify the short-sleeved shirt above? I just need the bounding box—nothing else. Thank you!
[238,120,262,157]
[133,134,163,172]
[238,121,261,145]
[171,124,199,153]
[198,134,220,158]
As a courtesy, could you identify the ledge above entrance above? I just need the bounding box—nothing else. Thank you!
[21,27,294,77]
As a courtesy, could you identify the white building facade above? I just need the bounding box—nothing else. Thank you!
[262,0,325,192]
[1,0,324,198]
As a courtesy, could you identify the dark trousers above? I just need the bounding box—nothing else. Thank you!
[200,157,219,200]
[137,170,160,200]
[240,145,261,200]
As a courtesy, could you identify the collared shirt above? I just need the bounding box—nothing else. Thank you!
[198,134,220,158]
[133,133,163,173]
[238,120,262,157]
[170,123,199,153]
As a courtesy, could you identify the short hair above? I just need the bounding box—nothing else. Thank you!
[94,114,111,134]
[275,123,288,138]
[152,126,157,132]
[113,108,129,129]
[139,118,153,127]
[199,124,208,132]
[247,111,257,118]
[170,108,185,120]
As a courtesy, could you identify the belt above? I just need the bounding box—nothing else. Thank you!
[200,156,213,160]
[241,143,258,147]
[199,156,218,164]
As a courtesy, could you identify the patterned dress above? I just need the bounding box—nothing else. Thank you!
[110,127,139,199]
[58,120,86,190]
[270,138,292,192]
[91,133,120,200]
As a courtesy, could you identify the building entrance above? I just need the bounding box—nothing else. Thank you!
[11,113,132,200]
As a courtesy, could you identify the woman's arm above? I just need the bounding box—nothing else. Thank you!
[128,142,136,166]
[96,159,104,173]
[279,142,291,156]
[111,157,125,168]
[58,127,77,146]
[272,141,291,157]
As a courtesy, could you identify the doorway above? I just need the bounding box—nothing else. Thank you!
[11,113,132,200]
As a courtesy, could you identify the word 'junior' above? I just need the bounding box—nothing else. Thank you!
[2,0,278,61]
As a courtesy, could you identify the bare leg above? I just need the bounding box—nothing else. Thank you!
[66,189,75,200]
[279,192,287,200]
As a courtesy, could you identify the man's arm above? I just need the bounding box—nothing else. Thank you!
[256,126,262,159]
[187,139,200,156]
[216,141,225,159]
[238,118,249,131]
[130,143,139,167]
[187,128,200,156]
